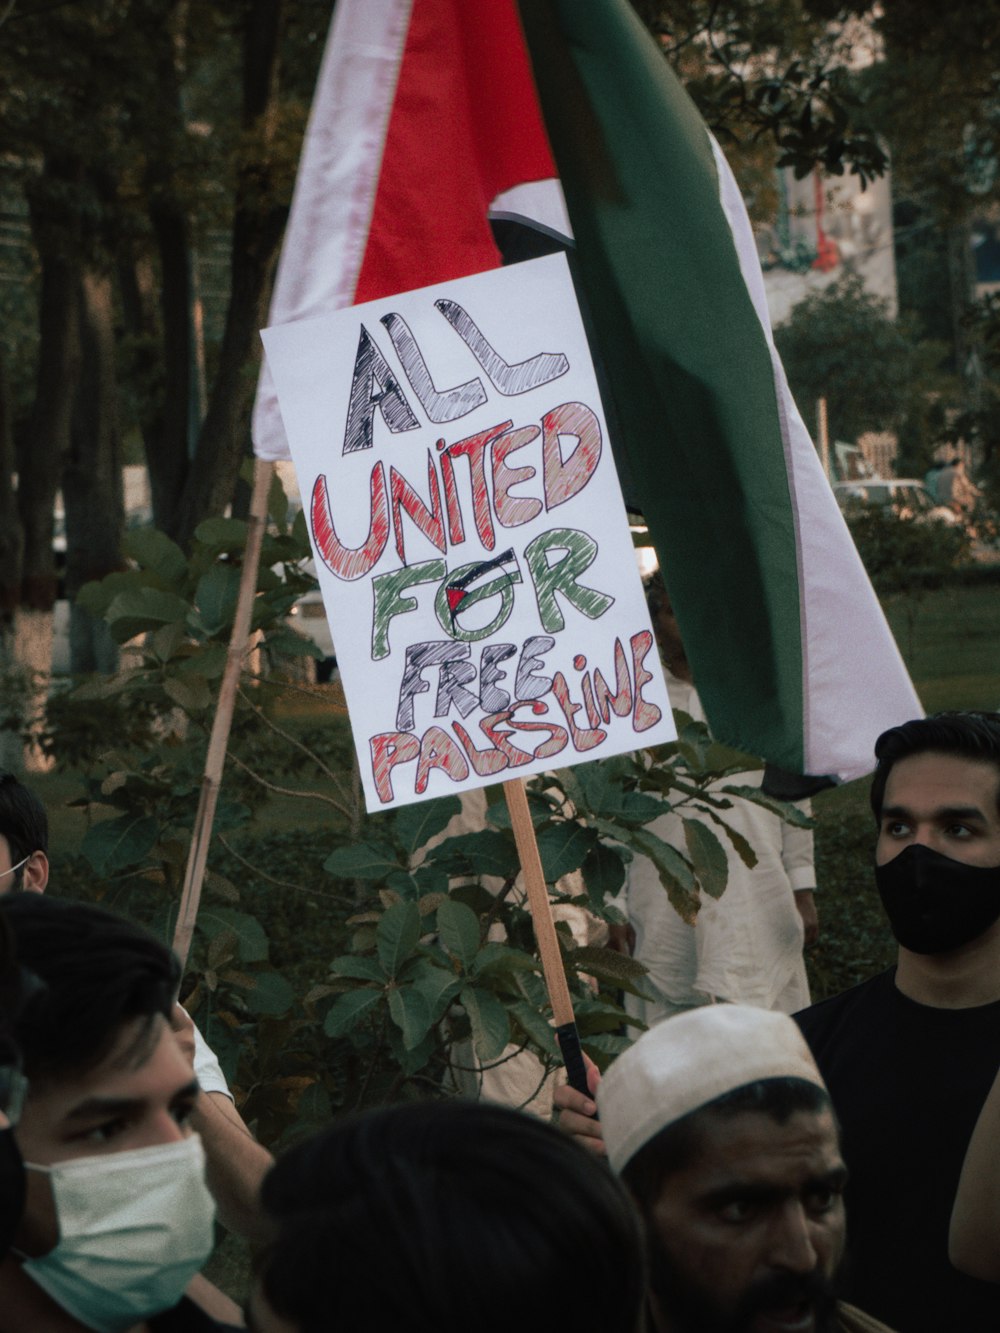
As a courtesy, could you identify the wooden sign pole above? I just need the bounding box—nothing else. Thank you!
[173,458,274,967]
[502,776,590,1097]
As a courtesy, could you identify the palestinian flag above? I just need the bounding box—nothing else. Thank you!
[253,0,921,782]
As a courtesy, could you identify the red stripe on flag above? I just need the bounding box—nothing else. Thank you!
[354,0,556,303]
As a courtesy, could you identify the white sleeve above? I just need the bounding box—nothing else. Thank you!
[782,799,817,892]
[192,1021,234,1101]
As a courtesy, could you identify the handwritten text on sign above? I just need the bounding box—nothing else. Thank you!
[261,254,675,810]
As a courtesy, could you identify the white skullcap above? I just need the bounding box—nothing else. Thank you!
[597,1005,827,1173]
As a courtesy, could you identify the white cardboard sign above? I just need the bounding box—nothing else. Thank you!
[262,253,675,810]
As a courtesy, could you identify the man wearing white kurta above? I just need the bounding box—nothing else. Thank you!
[626,670,814,1025]
[623,575,817,1025]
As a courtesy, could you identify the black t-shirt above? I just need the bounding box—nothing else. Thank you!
[796,969,1000,1333]
[150,1297,243,1332]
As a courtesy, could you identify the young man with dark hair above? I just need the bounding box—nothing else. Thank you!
[795,711,1000,1332]
[0,771,49,892]
[245,1099,647,1333]
[593,1005,890,1333]
[0,774,272,1244]
[0,893,236,1332]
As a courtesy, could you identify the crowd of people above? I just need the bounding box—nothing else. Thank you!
[3,704,1000,1330]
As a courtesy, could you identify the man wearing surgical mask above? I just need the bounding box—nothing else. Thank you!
[0,893,239,1332]
[796,712,1000,1333]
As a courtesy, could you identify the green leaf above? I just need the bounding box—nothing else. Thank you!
[508,1001,559,1057]
[193,564,241,636]
[376,901,421,978]
[324,841,403,880]
[123,528,188,585]
[430,829,518,879]
[720,785,815,828]
[460,986,511,1063]
[581,842,627,906]
[103,587,192,641]
[81,814,158,875]
[409,962,463,1022]
[683,819,730,900]
[194,517,248,551]
[388,985,434,1049]
[567,946,657,1000]
[231,970,295,1016]
[197,908,269,963]
[151,622,188,662]
[163,674,212,713]
[700,806,759,869]
[471,943,540,982]
[329,955,386,983]
[628,827,699,924]
[323,988,382,1038]
[392,796,462,857]
[536,821,598,880]
[436,899,481,970]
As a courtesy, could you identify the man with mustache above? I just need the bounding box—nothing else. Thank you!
[595,1004,891,1333]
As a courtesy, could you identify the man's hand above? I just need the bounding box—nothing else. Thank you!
[794,889,820,948]
[552,1051,607,1156]
[606,922,636,956]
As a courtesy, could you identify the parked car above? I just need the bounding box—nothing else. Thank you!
[831,478,962,525]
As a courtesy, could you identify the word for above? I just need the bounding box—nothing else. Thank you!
[369,631,662,804]
[370,528,613,658]
[311,402,602,580]
[343,299,569,455]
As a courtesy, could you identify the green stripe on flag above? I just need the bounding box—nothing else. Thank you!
[521,0,806,770]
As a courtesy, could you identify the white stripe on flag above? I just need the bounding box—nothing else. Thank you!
[488,178,574,245]
[710,138,921,779]
[252,0,413,460]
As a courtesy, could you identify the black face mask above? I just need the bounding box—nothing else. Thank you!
[875,844,1000,955]
[0,1126,25,1260]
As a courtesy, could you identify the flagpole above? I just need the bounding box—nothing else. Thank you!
[173,458,274,967]
[502,776,590,1097]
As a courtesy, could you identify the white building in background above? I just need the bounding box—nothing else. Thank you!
[758,163,899,328]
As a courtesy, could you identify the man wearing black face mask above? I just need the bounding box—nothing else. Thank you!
[795,712,1000,1333]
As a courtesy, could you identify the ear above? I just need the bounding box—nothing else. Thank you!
[21,850,48,894]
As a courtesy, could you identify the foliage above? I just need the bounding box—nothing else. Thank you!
[632,0,888,189]
[25,497,815,1140]
[843,501,971,660]
[775,274,955,450]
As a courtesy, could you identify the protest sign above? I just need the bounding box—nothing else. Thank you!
[262,252,675,811]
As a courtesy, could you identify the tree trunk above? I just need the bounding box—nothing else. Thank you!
[171,0,288,548]
[64,267,124,674]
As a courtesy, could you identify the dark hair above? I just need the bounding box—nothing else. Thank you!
[0,894,179,1083]
[621,1077,832,1214]
[0,774,47,889]
[258,1100,646,1333]
[870,712,1000,822]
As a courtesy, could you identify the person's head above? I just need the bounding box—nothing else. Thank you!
[0,893,215,1327]
[0,773,48,893]
[599,1007,845,1333]
[643,569,691,682]
[869,713,1000,954]
[247,1100,647,1333]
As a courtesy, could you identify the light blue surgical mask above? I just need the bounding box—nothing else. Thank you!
[20,1134,216,1332]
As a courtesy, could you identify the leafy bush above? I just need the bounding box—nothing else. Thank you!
[32,486,814,1144]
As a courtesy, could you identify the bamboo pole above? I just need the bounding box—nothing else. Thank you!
[173,458,274,967]
[502,776,589,1096]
